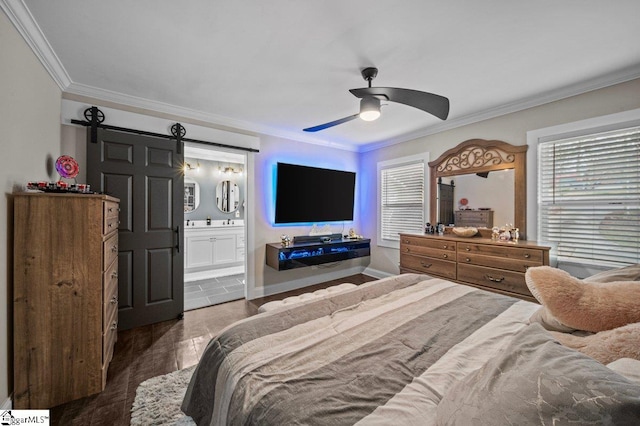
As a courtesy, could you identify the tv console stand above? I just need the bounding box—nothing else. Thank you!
[266,238,370,271]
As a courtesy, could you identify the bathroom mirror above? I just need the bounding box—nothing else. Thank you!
[184,178,200,213]
[216,180,240,213]
[429,139,528,238]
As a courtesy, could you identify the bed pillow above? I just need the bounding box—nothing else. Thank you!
[525,266,640,332]
[435,324,640,425]
[584,263,640,283]
[550,322,640,365]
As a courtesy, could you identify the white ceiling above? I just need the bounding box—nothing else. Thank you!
[8,1,640,151]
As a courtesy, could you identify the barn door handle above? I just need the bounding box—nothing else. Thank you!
[176,225,181,253]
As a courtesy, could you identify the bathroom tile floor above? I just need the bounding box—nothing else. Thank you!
[184,273,245,311]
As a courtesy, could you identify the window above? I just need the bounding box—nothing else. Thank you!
[538,126,640,266]
[377,154,429,248]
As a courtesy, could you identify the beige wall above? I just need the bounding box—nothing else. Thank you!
[0,11,62,405]
[360,78,640,275]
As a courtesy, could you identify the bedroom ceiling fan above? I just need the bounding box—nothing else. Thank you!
[303,67,450,132]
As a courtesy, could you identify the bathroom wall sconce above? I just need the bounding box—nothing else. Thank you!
[218,165,243,175]
[184,161,201,173]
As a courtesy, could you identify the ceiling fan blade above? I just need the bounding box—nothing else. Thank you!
[350,87,450,120]
[303,114,359,132]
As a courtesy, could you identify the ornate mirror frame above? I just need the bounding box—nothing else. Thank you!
[428,139,528,239]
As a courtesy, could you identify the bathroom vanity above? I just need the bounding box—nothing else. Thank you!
[184,220,245,272]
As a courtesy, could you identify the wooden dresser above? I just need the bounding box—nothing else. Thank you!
[454,210,494,228]
[13,193,120,408]
[399,233,553,301]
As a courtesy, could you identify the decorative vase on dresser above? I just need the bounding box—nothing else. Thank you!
[13,192,120,408]
[399,232,554,302]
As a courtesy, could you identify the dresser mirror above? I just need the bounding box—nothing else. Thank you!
[429,139,528,238]
[216,180,240,213]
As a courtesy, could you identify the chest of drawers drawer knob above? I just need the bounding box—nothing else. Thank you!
[420,261,432,268]
[110,296,118,305]
[403,239,409,244]
[443,244,448,249]
[465,247,471,251]
[111,271,118,279]
[485,274,505,283]
[442,254,448,259]
[110,321,118,331]
[465,257,471,262]
[111,245,118,253]
[404,248,410,252]
[523,253,531,258]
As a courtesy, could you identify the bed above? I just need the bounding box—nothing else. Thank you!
[181,273,640,425]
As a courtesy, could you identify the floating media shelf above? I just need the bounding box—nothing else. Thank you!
[266,238,371,270]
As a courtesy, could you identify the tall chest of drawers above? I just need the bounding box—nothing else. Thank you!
[399,233,553,301]
[13,193,120,408]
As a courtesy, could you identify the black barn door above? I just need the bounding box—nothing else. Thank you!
[87,128,184,330]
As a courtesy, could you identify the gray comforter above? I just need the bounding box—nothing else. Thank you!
[181,274,640,425]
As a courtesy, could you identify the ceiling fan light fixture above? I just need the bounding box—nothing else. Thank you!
[359,97,381,121]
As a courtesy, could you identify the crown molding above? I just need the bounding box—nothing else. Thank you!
[1,0,71,90]
[358,64,640,153]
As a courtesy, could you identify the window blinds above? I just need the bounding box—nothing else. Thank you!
[538,126,640,266]
[381,161,425,241]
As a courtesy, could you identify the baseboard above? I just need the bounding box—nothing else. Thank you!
[362,267,395,280]
[1,394,12,410]
[249,265,366,299]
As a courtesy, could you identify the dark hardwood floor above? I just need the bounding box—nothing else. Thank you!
[50,273,378,425]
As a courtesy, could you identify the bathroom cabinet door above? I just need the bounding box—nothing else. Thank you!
[185,235,215,268]
[212,234,237,265]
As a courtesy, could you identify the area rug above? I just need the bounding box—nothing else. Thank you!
[130,365,196,425]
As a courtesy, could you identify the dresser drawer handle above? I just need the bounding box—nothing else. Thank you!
[111,271,118,279]
[405,248,410,252]
[442,254,448,259]
[110,296,118,305]
[485,275,505,283]
[108,223,113,228]
[443,244,448,249]
[111,245,118,253]
[420,261,432,269]
[403,239,409,244]
[110,322,118,331]
[465,247,471,251]
[524,253,531,258]
[465,257,471,262]
[109,207,114,212]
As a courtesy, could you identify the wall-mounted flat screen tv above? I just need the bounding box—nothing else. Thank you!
[275,162,356,224]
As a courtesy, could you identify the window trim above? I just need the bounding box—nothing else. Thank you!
[377,152,429,249]
[526,107,640,269]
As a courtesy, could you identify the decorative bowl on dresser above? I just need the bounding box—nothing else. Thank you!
[13,192,120,408]
[399,233,554,302]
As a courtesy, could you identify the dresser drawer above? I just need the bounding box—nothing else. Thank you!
[103,262,118,334]
[103,233,118,270]
[457,252,541,273]
[402,244,455,261]
[400,235,456,251]
[457,243,543,263]
[400,253,456,280]
[103,200,120,235]
[457,264,531,296]
[103,305,118,366]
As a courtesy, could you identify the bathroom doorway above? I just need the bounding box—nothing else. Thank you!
[183,143,247,311]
